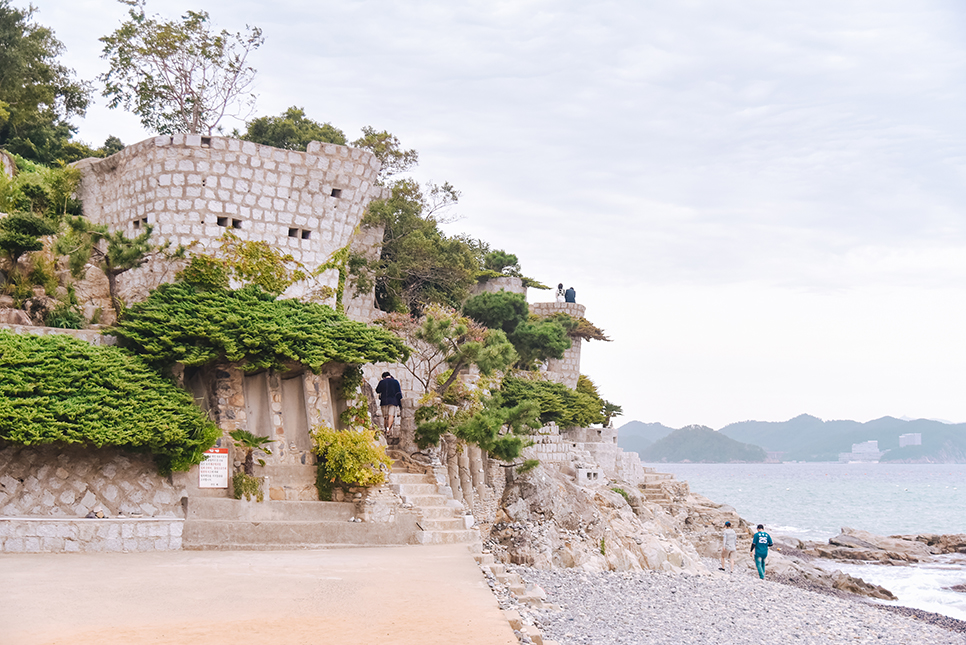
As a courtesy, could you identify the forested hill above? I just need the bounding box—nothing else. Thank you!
[719,414,966,463]
[639,425,767,463]
[616,420,677,456]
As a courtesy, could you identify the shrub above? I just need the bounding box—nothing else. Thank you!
[0,331,219,473]
[310,423,390,499]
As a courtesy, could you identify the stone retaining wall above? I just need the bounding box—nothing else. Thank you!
[0,323,116,345]
[0,518,183,552]
[0,444,185,518]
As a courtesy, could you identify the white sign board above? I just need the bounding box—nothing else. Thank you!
[199,448,229,488]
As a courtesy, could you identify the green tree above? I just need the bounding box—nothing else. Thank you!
[99,226,154,313]
[99,0,263,135]
[228,429,272,476]
[0,211,56,271]
[111,282,409,374]
[238,106,346,150]
[483,250,520,275]
[462,291,571,369]
[356,178,477,314]
[0,1,91,164]
[353,126,418,181]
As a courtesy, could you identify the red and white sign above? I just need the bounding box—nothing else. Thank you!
[199,448,229,489]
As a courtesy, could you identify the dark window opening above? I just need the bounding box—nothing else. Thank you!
[133,219,140,229]
[200,136,212,147]
[301,230,311,239]
[330,188,342,198]
[231,219,242,229]
[141,217,148,227]
[288,228,298,238]
[217,217,228,227]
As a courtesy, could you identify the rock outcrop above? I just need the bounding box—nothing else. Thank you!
[490,467,708,574]
[804,527,937,564]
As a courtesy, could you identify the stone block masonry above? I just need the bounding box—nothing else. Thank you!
[530,301,586,389]
[0,517,183,552]
[75,135,389,304]
[0,444,186,518]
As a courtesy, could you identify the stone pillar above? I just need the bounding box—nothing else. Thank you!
[445,435,462,504]
[469,445,486,502]
[458,445,474,510]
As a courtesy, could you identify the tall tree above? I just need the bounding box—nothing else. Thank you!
[100,0,263,135]
[238,107,346,150]
[355,178,477,314]
[0,1,91,163]
[353,126,418,182]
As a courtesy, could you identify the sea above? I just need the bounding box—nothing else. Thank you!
[644,462,966,621]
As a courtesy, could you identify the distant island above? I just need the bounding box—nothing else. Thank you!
[638,425,766,463]
[618,415,966,463]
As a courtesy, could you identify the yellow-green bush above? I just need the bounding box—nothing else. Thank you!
[311,423,390,499]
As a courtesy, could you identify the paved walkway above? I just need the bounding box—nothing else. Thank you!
[0,544,517,645]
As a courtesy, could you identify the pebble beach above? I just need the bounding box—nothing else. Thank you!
[510,566,966,645]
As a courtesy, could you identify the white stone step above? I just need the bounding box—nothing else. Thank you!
[414,529,480,545]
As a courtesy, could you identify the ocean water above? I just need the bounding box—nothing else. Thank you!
[645,462,966,620]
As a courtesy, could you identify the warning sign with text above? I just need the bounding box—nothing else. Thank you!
[199,448,229,488]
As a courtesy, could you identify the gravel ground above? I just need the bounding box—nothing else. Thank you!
[512,567,966,645]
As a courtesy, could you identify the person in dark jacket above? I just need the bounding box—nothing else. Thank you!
[564,286,576,303]
[374,372,402,436]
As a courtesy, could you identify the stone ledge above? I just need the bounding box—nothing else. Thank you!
[0,517,184,553]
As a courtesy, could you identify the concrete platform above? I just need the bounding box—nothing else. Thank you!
[0,544,517,645]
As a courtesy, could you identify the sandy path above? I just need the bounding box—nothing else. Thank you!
[0,545,517,645]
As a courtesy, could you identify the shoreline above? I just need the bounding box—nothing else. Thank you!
[506,564,966,645]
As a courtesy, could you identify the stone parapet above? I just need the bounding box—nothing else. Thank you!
[468,276,526,297]
[0,517,183,552]
[530,302,586,319]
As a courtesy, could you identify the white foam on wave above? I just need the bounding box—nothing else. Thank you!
[823,559,966,621]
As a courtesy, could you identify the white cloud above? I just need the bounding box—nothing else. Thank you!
[32,0,966,426]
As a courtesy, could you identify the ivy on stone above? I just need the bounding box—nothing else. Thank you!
[0,330,219,473]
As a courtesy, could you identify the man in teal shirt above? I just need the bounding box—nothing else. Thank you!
[750,524,773,579]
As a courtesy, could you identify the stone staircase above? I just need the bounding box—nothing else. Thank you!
[182,497,418,550]
[388,463,480,545]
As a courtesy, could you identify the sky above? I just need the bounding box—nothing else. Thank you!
[30,0,966,429]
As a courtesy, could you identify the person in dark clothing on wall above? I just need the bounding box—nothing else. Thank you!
[374,372,402,437]
[564,286,576,303]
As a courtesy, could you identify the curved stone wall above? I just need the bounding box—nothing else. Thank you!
[530,301,586,389]
[75,135,387,305]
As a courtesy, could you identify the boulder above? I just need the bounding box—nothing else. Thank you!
[891,533,966,554]
[0,307,32,325]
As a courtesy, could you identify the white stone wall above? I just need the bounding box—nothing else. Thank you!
[0,323,116,345]
[530,301,586,389]
[0,518,182,552]
[0,444,185,518]
[468,276,526,297]
[75,135,389,306]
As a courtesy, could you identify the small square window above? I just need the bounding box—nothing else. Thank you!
[301,230,311,240]
[141,218,148,227]
[330,188,342,198]
[133,220,140,229]
[217,217,228,227]
[288,228,299,238]
[200,136,212,147]
[231,219,242,229]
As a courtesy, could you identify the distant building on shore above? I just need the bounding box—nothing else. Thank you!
[899,433,922,447]
[838,440,884,463]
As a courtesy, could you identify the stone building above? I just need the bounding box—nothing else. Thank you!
[1,135,653,555]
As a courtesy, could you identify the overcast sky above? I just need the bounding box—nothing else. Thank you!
[34,0,966,428]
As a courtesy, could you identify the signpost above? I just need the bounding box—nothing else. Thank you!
[199,447,229,488]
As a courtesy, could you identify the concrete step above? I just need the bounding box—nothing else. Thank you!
[414,505,454,520]
[186,498,355,522]
[402,494,448,507]
[391,482,439,496]
[418,517,465,531]
[414,529,479,545]
[389,473,435,485]
[475,553,495,566]
[488,563,506,576]
[182,517,418,549]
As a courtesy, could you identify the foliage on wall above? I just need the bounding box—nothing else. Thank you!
[0,330,219,473]
[311,423,390,498]
[500,374,614,429]
[110,282,409,374]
